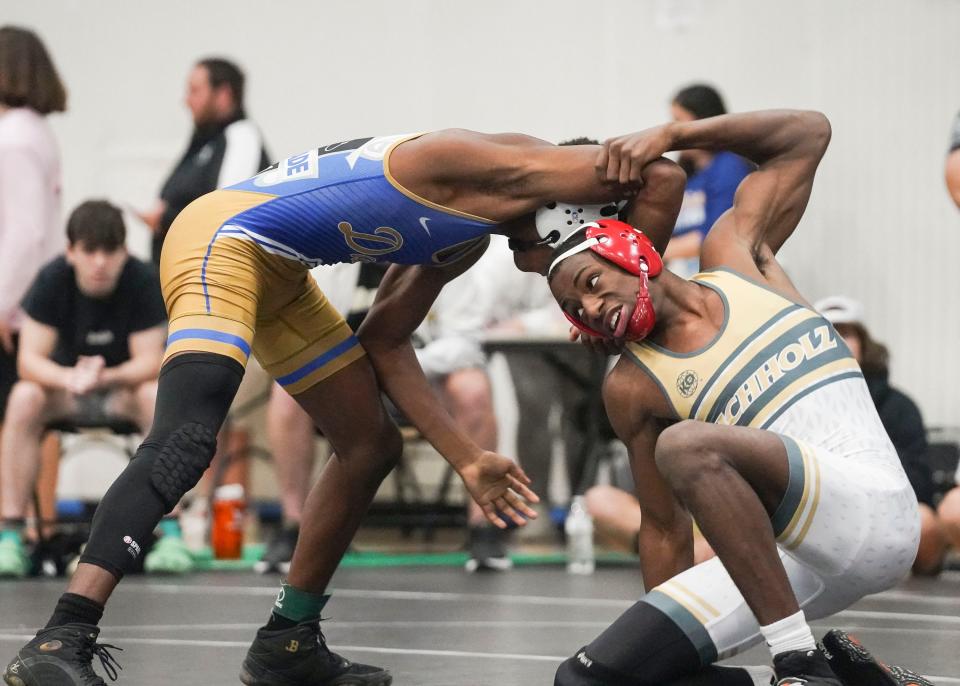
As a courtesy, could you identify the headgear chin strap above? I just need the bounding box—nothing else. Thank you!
[550,219,663,342]
[508,201,621,252]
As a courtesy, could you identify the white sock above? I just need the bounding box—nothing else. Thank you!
[759,609,816,658]
[740,665,775,686]
[737,665,774,686]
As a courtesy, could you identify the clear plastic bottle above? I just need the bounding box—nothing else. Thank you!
[565,495,595,575]
[179,496,209,554]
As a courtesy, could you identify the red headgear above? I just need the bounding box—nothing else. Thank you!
[548,220,663,341]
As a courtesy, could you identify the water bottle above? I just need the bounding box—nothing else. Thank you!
[565,495,595,575]
[180,496,209,553]
[211,484,246,559]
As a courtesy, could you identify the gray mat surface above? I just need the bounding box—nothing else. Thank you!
[1,567,957,684]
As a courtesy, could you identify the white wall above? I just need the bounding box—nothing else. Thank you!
[7,0,960,424]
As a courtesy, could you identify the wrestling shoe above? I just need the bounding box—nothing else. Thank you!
[0,532,29,578]
[2,624,121,685]
[239,619,391,685]
[773,647,843,685]
[820,629,935,686]
[253,525,298,575]
[464,526,513,573]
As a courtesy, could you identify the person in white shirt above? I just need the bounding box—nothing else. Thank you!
[0,25,66,444]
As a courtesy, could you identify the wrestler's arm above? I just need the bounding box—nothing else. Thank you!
[622,158,687,256]
[395,131,686,250]
[357,241,539,527]
[601,110,831,257]
[604,360,694,587]
[392,130,631,222]
[696,111,829,302]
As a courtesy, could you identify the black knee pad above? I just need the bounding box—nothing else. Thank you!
[568,600,707,685]
[555,648,641,686]
[80,352,244,578]
[146,353,243,509]
[150,423,217,511]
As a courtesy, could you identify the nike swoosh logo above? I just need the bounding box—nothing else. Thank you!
[418,217,432,235]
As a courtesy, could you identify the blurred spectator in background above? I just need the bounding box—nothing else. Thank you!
[946,110,960,209]
[476,237,591,526]
[943,112,960,551]
[665,84,753,277]
[258,261,507,574]
[0,26,66,429]
[816,296,960,575]
[138,57,269,266]
[0,201,166,577]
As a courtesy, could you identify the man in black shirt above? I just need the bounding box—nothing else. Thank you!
[0,201,166,578]
[137,57,270,266]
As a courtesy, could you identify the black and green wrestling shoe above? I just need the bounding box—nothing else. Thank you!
[820,630,936,686]
[773,647,843,685]
[240,620,391,686]
[2,624,121,686]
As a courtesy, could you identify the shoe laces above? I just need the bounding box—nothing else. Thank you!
[75,636,123,682]
[307,618,337,660]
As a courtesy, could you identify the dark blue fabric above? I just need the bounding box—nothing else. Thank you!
[673,152,753,240]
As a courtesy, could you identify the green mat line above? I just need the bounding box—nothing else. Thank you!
[192,545,636,572]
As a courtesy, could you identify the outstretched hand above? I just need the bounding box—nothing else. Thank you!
[568,326,625,356]
[597,125,675,186]
[459,451,539,528]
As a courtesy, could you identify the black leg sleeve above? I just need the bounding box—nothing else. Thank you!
[79,353,244,578]
[555,600,706,686]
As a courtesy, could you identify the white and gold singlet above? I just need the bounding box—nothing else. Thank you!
[623,269,919,664]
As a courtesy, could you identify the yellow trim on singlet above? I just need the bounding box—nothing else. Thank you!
[690,308,812,422]
[782,444,823,551]
[774,444,823,550]
[777,447,812,544]
[382,133,499,225]
[664,578,721,619]
[624,269,860,427]
[656,585,711,625]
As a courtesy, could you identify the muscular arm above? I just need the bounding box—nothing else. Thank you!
[357,242,539,526]
[389,131,634,223]
[623,158,687,256]
[602,110,831,259]
[17,316,69,390]
[98,325,165,389]
[603,361,694,588]
[356,241,490,471]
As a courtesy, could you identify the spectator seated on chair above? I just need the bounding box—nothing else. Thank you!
[0,200,166,578]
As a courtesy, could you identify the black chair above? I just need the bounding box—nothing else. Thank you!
[26,417,142,576]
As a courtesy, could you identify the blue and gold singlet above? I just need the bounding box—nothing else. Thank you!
[222,134,495,267]
[159,133,499,393]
